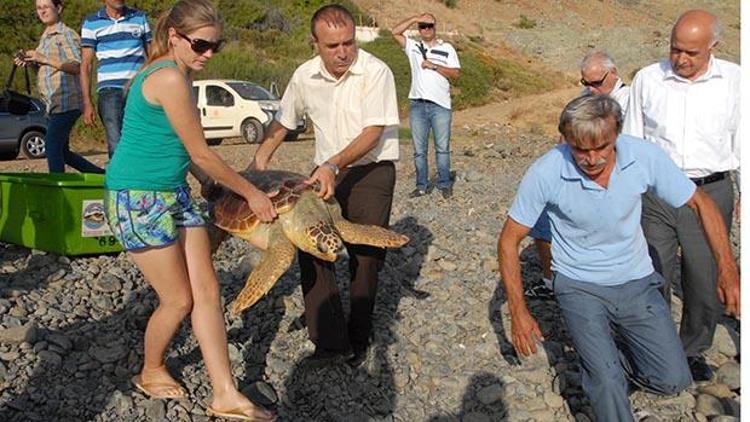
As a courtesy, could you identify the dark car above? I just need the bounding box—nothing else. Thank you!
[0,96,46,160]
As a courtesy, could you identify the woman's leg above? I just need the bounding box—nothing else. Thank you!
[180,226,274,420]
[129,242,194,397]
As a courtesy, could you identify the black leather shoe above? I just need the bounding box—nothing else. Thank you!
[347,348,368,368]
[440,187,453,199]
[409,188,428,198]
[302,348,352,368]
[687,355,714,382]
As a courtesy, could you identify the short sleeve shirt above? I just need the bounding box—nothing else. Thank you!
[509,135,696,285]
[35,22,82,114]
[276,49,400,167]
[404,37,460,109]
[81,6,152,91]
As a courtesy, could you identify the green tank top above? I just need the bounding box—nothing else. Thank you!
[105,60,191,191]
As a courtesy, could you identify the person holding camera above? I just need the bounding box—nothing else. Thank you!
[14,0,103,174]
[392,12,460,199]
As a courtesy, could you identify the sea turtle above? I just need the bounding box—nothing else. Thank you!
[207,170,409,315]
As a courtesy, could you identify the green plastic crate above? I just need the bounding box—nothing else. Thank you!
[0,173,122,255]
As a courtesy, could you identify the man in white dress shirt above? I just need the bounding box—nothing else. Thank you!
[251,5,400,369]
[580,50,629,111]
[623,9,740,381]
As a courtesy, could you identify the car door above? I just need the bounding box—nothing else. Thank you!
[201,84,238,139]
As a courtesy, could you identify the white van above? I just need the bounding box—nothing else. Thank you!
[192,79,306,145]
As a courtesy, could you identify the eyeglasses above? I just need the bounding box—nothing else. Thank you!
[580,71,609,88]
[177,32,225,54]
[417,22,435,30]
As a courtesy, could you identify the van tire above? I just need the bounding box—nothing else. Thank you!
[241,118,264,144]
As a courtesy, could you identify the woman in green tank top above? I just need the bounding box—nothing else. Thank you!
[103,1,276,420]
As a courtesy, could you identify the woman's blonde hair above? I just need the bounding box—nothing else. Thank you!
[145,0,223,66]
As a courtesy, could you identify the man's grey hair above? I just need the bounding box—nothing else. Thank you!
[558,95,623,145]
[580,50,617,73]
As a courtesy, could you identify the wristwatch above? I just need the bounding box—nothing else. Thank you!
[431,64,438,71]
[321,161,340,175]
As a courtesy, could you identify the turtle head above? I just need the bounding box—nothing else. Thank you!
[303,221,343,261]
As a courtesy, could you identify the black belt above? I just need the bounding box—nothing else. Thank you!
[690,171,728,186]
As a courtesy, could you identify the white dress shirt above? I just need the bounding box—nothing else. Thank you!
[276,49,400,167]
[583,78,630,115]
[623,57,740,179]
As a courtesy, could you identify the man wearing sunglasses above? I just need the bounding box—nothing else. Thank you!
[80,0,151,158]
[623,9,740,383]
[392,13,461,199]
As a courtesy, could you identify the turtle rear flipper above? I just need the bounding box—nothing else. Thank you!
[230,225,296,315]
[334,220,409,248]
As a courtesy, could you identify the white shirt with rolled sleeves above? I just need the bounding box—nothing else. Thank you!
[404,37,461,110]
[622,57,740,180]
[275,49,400,167]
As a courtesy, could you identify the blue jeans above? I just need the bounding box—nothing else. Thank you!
[97,88,125,158]
[553,272,691,422]
[410,99,452,190]
[46,110,104,174]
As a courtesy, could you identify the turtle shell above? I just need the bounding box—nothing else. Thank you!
[212,170,316,233]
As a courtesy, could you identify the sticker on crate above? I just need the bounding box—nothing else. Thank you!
[81,200,112,237]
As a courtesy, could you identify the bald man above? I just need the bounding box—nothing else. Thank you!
[623,10,740,382]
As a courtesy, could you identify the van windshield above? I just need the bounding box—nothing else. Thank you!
[227,82,277,101]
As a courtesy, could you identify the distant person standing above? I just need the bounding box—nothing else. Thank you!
[14,0,104,174]
[80,0,151,158]
[623,9,740,382]
[526,50,630,299]
[392,13,460,199]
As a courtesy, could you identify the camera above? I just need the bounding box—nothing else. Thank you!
[14,50,28,61]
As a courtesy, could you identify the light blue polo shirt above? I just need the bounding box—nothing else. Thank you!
[509,135,696,285]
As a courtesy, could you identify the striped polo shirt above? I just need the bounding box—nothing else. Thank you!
[35,21,82,114]
[81,6,151,91]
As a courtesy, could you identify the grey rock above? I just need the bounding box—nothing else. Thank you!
[695,394,725,416]
[476,383,504,405]
[715,361,740,390]
[145,400,166,421]
[93,273,122,293]
[0,323,38,344]
[89,344,128,363]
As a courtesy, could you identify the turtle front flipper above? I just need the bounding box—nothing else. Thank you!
[334,220,409,248]
[230,225,297,316]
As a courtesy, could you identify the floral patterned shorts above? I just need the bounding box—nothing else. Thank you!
[104,186,205,251]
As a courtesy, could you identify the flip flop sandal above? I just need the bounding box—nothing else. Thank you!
[131,375,187,399]
[206,405,274,421]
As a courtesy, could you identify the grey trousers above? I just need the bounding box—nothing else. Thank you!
[554,272,692,422]
[641,177,734,357]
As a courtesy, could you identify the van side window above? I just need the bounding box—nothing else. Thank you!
[206,85,234,107]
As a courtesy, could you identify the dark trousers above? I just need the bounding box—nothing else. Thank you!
[46,110,104,174]
[298,161,395,352]
[641,177,734,356]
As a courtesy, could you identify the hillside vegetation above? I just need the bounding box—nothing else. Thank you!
[1,0,554,149]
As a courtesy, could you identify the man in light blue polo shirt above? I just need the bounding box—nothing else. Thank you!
[80,0,151,158]
[497,95,739,421]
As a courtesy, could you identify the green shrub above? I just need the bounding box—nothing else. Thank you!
[515,14,537,29]
[442,0,458,8]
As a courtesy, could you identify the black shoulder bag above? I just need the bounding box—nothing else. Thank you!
[1,63,33,115]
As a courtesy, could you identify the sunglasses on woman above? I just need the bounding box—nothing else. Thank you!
[418,22,435,30]
[177,32,225,54]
